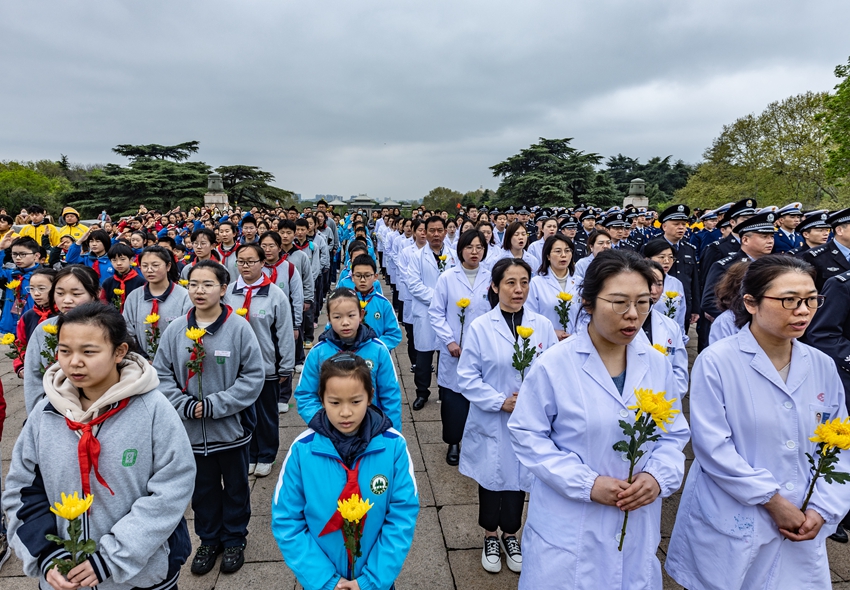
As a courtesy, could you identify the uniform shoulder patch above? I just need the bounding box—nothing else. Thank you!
[808,245,827,258]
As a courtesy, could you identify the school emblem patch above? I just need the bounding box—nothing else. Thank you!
[374,311,381,320]
[370,474,388,495]
[365,359,374,370]
[122,449,138,467]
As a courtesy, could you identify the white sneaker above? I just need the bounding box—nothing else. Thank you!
[254,463,273,477]
[248,463,256,475]
[295,364,304,373]
[278,402,289,413]
[481,536,501,573]
[501,534,522,573]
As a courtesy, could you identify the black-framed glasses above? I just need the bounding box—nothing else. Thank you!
[235,259,262,267]
[761,295,825,310]
[597,296,652,315]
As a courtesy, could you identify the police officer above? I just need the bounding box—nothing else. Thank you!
[772,202,805,254]
[600,211,634,251]
[790,210,831,256]
[801,208,850,291]
[574,210,596,246]
[699,198,758,285]
[689,209,721,258]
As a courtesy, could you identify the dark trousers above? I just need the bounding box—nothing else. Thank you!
[440,387,470,445]
[697,315,711,352]
[279,371,294,404]
[322,268,331,300]
[295,329,305,363]
[314,276,325,312]
[392,286,400,312]
[193,445,251,548]
[478,486,526,535]
[302,301,315,341]
[250,379,280,464]
[414,350,434,399]
[404,323,416,366]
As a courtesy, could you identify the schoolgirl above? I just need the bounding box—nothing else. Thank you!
[3,303,196,590]
[11,266,57,378]
[457,257,557,573]
[295,288,403,431]
[67,229,114,284]
[24,265,102,414]
[429,229,492,466]
[154,260,265,575]
[123,246,191,359]
[507,249,689,589]
[179,228,220,280]
[527,234,579,340]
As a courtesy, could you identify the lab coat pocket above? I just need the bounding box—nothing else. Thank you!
[808,403,837,429]
[691,472,754,540]
[518,525,577,590]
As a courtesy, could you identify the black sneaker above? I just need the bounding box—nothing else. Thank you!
[501,533,522,573]
[190,544,222,575]
[220,544,246,573]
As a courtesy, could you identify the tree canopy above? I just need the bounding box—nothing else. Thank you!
[604,154,694,206]
[823,56,850,181]
[112,141,200,162]
[216,165,295,210]
[0,161,74,215]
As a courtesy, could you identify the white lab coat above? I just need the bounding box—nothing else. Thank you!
[480,241,502,272]
[653,274,687,339]
[526,270,580,335]
[709,309,739,345]
[665,325,850,590]
[428,265,492,391]
[507,329,689,590]
[397,243,424,324]
[635,310,690,399]
[498,247,541,274]
[457,307,557,492]
[527,236,550,262]
[573,253,595,292]
[407,244,456,352]
[384,230,399,281]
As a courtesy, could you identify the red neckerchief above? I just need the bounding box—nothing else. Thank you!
[182,305,233,392]
[265,258,288,284]
[114,268,140,311]
[92,258,100,277]
[320,458,366,538]
[239,276,271,319]
[294,240,309,252]
[217,242,239,261]
[34,304,54,324]
[65,398,130,496]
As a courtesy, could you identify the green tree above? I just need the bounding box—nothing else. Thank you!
[113,141,200,162]
[0,162,73,215]
[489,138,602,208]
[216,165,295,209]
[604,154,695,205]
[823,57,850,181]
[422,186,464,212]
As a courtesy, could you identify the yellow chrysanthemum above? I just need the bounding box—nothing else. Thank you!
[43,324,58,335]
[516,326,534,340]
[664,291,680,300]
[438,255,447,262]
[1,333,15,346]
[810,417,850,452]
[457,298,471,309]
[652,343,669,356]
[183,255,191,261]
[185,327,206,342]
[144,313,160,324]
[113,288,125,295]
[49,491,94,521]
[236,308,248,317]
[178,279,189,287]
[359,300,368,309]
[338,494,373,524]
[628,388,680,433]
[557,292,573,302]
[6,279,21,290]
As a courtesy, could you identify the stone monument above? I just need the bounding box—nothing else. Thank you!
[623,178,648,209]
[204,173,229,209]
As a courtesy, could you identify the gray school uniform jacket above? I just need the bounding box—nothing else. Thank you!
[313,232,330,270]
[23,315,59,415]
[123,282,192,359]
[261,259,304,326]
[296,239,322,286]
[154,305,265,455]
[224,280,295,379]
[280,247,314,302]
[3,354,196,590]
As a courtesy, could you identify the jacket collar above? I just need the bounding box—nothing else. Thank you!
[318,322,378,350]
[144,281,176,302]
[575,329,648,409]
[187,303,232,336]
[487,306,518,345]
[738,323,809,395]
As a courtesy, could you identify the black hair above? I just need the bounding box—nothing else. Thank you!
[412,218,425,232]
[30,267,58,308]
[188,259,230,285]
[456,229,488,265]
[715,260,749,313]
[236,243,265,261]
[642,239,675,259]
[218,220,237,232]
[488,257,532,308]
[580,250,655,317]
[295,218,310,229]
[27,205,45,215]
[351,254,377,272]
[10,236,40,254]
[424,215,446,230]
[52,264,101,302]
[502,221,529,252]
[241,216,257,227]
[326,287,362,315]
[191,227,217,244]
[646,259,665,278]
[57,302,136,354]
[259,230,283,248]
[0,214,14,225]
[139,245,179,283]
[587,229,612,248]
[348,241,369,256]
[538,234,576,277]
[107,242,135,261]
[279,219,297,233]
[734,254,817,329]
[157,236,177,249]
[84,230,112,256]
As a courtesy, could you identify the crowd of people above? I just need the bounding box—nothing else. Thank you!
[0,196,847,589]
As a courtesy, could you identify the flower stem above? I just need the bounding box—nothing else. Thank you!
[618,458,636,552]
[801,446,828,513]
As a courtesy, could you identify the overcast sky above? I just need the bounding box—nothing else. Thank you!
[2,1,848,201]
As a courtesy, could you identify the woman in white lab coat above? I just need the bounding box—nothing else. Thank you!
[457,257,558,575]
[507,249,690,589]
[475,222,502,272]
[429,229,492,466]
[498,222,541,272]
[573,229,613,292]
[643,240,687,336]
[527,234,579,340]
[398,219,427,368]
[666,255,850,590]
[527,217,559,263]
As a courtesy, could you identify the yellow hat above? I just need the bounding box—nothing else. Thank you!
[61,206,80,218]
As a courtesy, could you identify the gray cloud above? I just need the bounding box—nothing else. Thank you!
[2,0,848,201]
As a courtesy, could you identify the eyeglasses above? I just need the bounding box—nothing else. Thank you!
[463,245,485,252]
[236,259,262,267]
[652,255,675,262]
[29,286,50,294]
[353,273,374,281]
[761,295,825,310]
[187,282,224,292]
[597,296,652,315]
[11,251,34,258]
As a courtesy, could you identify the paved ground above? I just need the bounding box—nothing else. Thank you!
[3,294,850,588]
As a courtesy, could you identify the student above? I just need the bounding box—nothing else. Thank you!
[527,235,579,340]
[154,260,265,575]
[507,250,689,589]
[338,242,383,294]
[12,267,57,378]
[295,288,403,431]
[123,246,191,359]
[429,229,492,466]
[2,302,196,590]
[17,205,59,249]
[277,221,316,364]
[102,243,146,312]
[349,254,402,350]
[224,244,295,478]
[457,258,558,573]
[67,229,114,284]
[0,236,43,335]
[272,353,419,590]
[295,218,321,348]
[666,255,849,589]
[56,206,89,241]
[23,265,102,414]
[180,228,220,280]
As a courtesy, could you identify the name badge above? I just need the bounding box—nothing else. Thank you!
[215,350,231,357]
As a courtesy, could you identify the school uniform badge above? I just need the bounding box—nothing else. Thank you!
[365,359,374,370]
[370,474,388,495]
[374,311,381,319]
